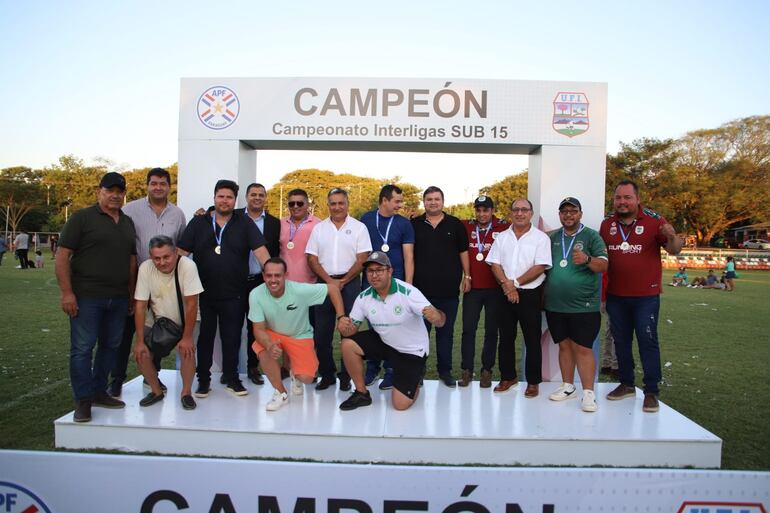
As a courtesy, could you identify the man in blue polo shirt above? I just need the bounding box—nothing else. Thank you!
[360,184,415,389]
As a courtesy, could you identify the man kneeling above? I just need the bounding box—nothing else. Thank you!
[134,236,203,410]
[249,257,345,411]
[337,252,445,411]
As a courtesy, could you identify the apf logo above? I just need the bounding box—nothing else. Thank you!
[197,86,240,130]
[0,482,51,513]
[677,502,766,513]
[552,92,589,138]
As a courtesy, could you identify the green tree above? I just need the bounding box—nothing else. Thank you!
[0,166,47,232]
[478,171,528,219]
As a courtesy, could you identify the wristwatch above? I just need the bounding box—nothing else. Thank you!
[513,278,520,288]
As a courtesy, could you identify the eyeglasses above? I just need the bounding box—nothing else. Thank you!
[511,208,531,213]
[365,267,389,276]
[559,209,580,216]
[288,201,305,208]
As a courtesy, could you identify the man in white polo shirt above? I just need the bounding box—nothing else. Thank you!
[306,188,372,391]
[338,251,446,411]
[486,197,552,398]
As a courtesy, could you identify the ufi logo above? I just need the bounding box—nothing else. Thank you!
[0,482,51,513]
[677,502,766,513]
[197,86,240,130]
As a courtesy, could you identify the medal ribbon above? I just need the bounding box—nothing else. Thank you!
[475,221,493,255]
[212,214,229,249]
[289,215,309,242]
[617,220,636,244]
[561,224,585,262]
[375,213,394,248]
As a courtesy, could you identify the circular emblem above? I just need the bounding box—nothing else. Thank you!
[574,242,584,251]
[609,227,617,236]
[492,232,499,239]
[346,229,352,235]
[635,225,645,235]
[197,86,240,130]
[0,482,52,513]
[370,308,377,315]
[470,232,477,240]
[394,305,403,315]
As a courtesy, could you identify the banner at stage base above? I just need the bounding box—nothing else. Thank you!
[0,451,767,513]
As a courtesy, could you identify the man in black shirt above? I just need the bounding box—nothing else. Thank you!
[178,180,269,398]
[55,172,137,423]
[412,186,470,387]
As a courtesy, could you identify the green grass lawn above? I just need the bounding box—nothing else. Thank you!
[1,251,768,469]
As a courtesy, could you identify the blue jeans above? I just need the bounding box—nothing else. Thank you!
[606,294,662,395]
[424,296,459,376]
[69,296,129,401]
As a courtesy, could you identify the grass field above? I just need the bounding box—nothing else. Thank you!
[1,250,768,469]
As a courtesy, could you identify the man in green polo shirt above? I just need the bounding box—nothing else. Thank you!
[544,197,608,412]
[248,257,345,411]
[55,172,138,423]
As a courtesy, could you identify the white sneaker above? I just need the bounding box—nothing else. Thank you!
[291,376,304,396]
[549,383,577,401]
[582,390,598,412]
[265,390,289,411]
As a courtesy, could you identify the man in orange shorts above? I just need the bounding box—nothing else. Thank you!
[248,257,346,411]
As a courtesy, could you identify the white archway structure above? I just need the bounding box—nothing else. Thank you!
[177,77,607,379]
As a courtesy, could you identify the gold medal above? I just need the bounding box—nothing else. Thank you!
[287,241,295,250]
[475,253,484,262]
[381,243,390,252]
[559,259,568,268]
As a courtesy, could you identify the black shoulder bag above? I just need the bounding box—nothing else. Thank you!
[144,256,185,358]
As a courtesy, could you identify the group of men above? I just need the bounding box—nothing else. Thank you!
[55,169,681,422]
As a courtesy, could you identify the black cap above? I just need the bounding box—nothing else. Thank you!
[99,172,126,190]
[363,251,392,268]
[473,195,494,208]
[559,197,581,210]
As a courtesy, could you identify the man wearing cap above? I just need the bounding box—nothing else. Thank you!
[412,186,471,387]
[459,195,509,388]
[55,172,137,423]
[306,188,372,391]
[600,180,682,413]
[177,179,270,398]
[109,167,188,397]
[360,184,415,390]
[544,197,608,412]
[337,251,446,411]
[239,183,281,386]
[248,257,346,412]
[487,198,552,397]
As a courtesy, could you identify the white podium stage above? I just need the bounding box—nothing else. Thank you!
[55,369,721,468]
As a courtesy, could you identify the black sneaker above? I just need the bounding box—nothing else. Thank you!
[73,400,92,423]
[139,391,164,407]
[226,379,249,396]
[439,373,457,388]
[248,367,265,385]
[339,390,373,411]
[194,381,211,398]
[143,378,167,392]
[108,378,123,398]
[315,375,336,391]
[180,395,197,410]
[378,369,394,390]
[338,374,352,392]
[93,392,126,409]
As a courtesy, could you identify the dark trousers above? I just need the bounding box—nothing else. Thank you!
[112,314,160,384]
[424,296,460,376]
[313,278,360,380]
[197,295,246,384]
[245,275,265,371]
[606,294,662,395]
[497,285,543,384]
[460,288,503,372]
[16,249,29,269]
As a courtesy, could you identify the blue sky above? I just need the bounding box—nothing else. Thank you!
[1,0,768,204]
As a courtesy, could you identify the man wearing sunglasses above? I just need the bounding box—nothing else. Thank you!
[279,189,321,284]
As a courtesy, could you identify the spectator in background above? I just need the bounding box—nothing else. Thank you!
[669,266,688,287]
[0,233,7,266]
[34,250,44,269]
[724,256,736,292]
[13,230,30,269]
